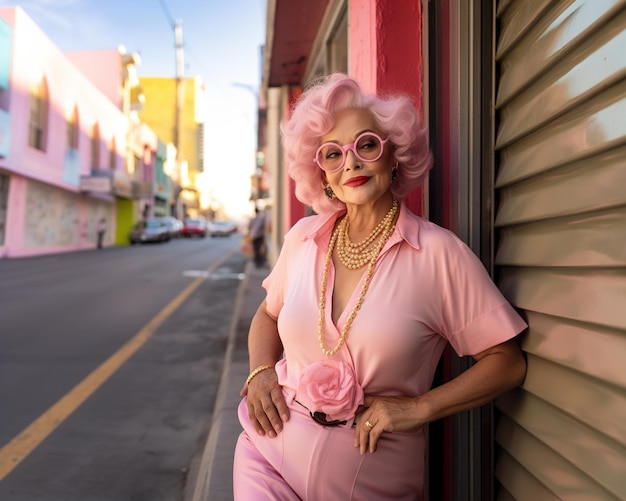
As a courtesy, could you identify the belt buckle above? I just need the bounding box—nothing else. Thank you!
[294,399,355,427]
[310,410,347,427]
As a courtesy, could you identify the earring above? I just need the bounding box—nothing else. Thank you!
[391,163,398,181]
[323,184,336,199]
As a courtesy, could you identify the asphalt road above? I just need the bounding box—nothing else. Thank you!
[0,234,246,501]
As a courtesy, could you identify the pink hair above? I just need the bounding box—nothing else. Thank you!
[281,73,433,215]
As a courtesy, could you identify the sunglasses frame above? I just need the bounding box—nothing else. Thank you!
[314,131,389,173]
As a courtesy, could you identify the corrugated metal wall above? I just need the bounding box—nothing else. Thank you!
[492,1,626,499]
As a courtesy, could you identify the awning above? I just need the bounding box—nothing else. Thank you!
[264,0,330,87]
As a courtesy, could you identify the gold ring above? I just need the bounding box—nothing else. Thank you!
[365,420,374,429]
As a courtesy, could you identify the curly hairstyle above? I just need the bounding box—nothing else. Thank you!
[281,73,433,215]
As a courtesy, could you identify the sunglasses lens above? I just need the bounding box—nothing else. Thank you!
[355,134,382,160]
[317,144,343,171]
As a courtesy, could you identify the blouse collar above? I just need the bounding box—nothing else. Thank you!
[304,202,422,251]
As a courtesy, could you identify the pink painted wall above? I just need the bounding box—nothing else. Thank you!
[65,49,122,108]
[349,0,424,106]
[349,0,426,215]
[347,0,378,94]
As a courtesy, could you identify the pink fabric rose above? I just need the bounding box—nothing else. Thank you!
[297,359,364,421]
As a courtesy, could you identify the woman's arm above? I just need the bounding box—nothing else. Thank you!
[239,300,290,438]
[356,338,526,454]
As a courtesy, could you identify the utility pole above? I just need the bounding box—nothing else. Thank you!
[173,19,186,219]
[174,19,184,160]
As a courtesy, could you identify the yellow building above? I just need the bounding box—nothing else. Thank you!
[138,76,205,218]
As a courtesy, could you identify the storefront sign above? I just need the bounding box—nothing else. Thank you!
[113,171,133,198]
[80,175,112,193]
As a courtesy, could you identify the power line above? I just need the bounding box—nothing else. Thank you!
[153,0,258,93]
[157,0,175,28]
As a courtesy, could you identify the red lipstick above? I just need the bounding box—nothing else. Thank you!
[344,176,370,187]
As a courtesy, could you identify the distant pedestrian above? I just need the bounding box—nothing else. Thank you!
[248,208,266,268]
[97,218,106,249]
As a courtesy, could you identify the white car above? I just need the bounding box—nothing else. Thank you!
[208,220,237,237]
[129,218,171,244]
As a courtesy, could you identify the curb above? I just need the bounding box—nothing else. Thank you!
[187,261,253,501]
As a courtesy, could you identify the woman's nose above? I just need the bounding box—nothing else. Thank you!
[344,149,361,170]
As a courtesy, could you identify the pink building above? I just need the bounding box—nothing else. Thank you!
[0,6,132,257]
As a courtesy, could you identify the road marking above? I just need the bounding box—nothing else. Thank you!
[183,270,212,278]
[183,269,244,281]
[0,250,237,482]
[210,273,245,281]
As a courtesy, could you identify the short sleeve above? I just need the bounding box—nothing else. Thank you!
[262,246,290,318]
[262,221,306,318]
[436,235,527,356]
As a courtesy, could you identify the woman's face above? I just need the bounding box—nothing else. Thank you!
[320,108,394,208]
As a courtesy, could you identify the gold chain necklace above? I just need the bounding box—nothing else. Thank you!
[318,201,397,356]
[336,200,398,270]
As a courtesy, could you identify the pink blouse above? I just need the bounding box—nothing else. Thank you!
[263,204,527,399]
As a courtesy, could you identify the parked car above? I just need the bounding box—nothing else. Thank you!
[159,216,183,238]
[181,217,207,238]
[129,218,171,244]
[208,220,238,237]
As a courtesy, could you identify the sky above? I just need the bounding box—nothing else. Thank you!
[3,0,266,218]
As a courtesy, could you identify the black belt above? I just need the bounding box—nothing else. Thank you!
[294,399,357,427]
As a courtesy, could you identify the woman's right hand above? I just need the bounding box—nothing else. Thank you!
[240,367,290,438]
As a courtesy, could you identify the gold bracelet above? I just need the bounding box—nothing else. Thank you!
[245,364,273,386]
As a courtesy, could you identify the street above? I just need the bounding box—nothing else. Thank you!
[0,235,246,500]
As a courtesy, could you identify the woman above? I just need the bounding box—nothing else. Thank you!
[233,73,527,500]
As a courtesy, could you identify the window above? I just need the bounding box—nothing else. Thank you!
[134,154,142,178]
[91,122,100,169]
[29,77,49,151]
[109,137,117,170]
[303,1,348,84]
[327,9,348,74]
[66,105,79,149]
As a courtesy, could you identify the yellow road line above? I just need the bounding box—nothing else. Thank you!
[0,251,236,482]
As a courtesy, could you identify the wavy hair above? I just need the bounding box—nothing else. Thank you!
[281,73,433,215]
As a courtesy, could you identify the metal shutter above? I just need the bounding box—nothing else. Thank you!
[493,1,626,499]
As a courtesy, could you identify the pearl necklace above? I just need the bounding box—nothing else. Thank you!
[318,201,398,356]
[336,199,398,270]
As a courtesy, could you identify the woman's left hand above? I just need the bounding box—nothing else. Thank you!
[354,340,527,455]
[354,394,425,455]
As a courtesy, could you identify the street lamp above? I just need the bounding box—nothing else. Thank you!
[232,81,259,135]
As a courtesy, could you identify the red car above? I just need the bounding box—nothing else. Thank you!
[181,218,207,238]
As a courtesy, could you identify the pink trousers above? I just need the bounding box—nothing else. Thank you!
[233,395,424,500]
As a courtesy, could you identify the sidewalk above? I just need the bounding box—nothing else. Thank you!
[189,261,269,501]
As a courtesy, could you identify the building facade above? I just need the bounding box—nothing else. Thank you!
[262,0,626,499]
[0,7,127,257]
[138,76,205,219]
